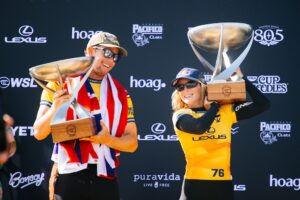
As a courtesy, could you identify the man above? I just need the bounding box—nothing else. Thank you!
[0,89,16,200]
[33,31,138,200]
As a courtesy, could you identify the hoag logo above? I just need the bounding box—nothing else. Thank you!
[270,174,300,191]
[254,25,284,46]
[4,25,47,44]
[0,77,37,89]
[130,75,166,91]
[71,27,101,39]
[132,24,163,47]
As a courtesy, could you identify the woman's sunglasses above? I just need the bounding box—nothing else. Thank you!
[175,81,199,92]
[93,46,120,62]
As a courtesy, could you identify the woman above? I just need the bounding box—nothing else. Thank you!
[171,67,270,200]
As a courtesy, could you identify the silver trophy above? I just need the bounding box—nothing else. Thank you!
[187,22,254,103]
[29,57,97,143]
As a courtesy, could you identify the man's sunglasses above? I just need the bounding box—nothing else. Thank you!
[93,46,120,62]
[175,81,199,92]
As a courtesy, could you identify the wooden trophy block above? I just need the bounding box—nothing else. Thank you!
[51,117,96,143]
[207,80,246,104]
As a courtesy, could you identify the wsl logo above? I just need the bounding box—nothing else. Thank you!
[4,25,47,44]
[260,121,291,145]
[138,123,177,141]
[130,75,166,91]
[0,77,37,89]
[254,25,284,46]
[132,24,163,47]
[247,75,288,94]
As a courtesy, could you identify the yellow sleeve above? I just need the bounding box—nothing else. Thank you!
[40,82,60,107]
[127,95,135,122]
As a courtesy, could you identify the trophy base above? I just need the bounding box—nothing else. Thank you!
[207,80,246,104]
[51,117,96,143]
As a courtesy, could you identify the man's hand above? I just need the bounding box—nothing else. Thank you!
[81,120,112,145]
[52,89,70,110]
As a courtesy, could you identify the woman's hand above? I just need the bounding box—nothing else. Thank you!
[204,96,214,110]
[81,120,112,145]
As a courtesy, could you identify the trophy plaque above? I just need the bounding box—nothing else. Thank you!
[187,22,254,103]
[29,56,97,143]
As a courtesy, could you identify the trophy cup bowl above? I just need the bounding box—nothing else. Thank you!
[188,23,252,52]
[29,56,94,93]
[29,56,97,143]
[188,22,254,103]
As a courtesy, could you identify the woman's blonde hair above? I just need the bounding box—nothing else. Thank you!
[171,82,206,111]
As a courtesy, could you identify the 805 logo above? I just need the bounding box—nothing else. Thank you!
[254,25,284,46]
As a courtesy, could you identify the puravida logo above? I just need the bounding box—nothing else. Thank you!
[133,173,181,189]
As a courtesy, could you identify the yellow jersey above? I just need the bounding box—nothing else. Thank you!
[172,104,237,180]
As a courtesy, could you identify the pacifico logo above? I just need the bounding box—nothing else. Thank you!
[254,25,284,46]
[4,25,47,44]
[270,174,300,191]
[130,75,166,91]
[0,77,37,88]
[138,122,177,142]
[260,121,291,145]
[247,75,288,94]
[71,27,101,39]
[132,24,163,47]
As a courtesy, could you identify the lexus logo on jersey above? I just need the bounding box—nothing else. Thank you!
[19,25,34,36]
[151,123,166,134]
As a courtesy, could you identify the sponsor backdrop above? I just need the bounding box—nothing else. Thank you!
[0,0,299,199]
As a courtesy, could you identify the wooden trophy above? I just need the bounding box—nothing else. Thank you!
[29,57,97,143]
[187,23,254,104]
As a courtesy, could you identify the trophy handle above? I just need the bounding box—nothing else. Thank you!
[212,24,224,79]
[56,64,64,91]
[30,73,55,94]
